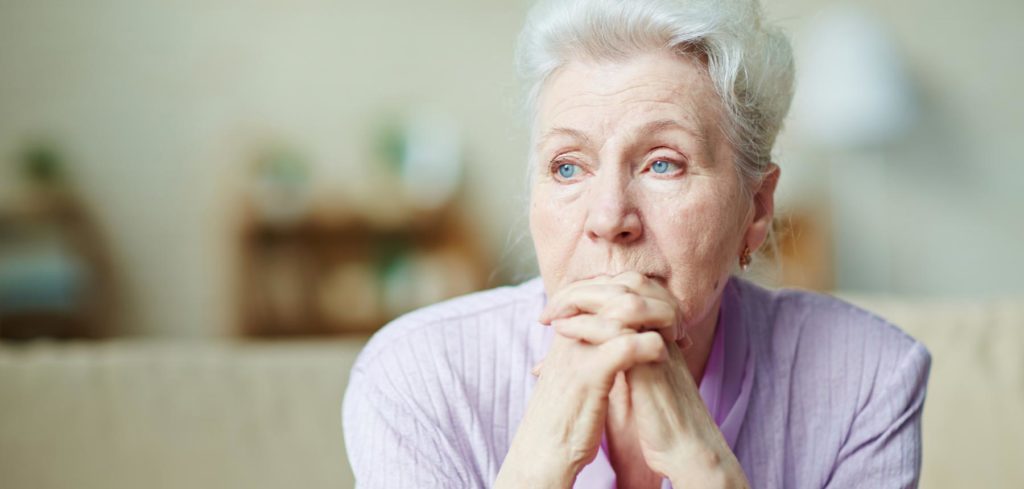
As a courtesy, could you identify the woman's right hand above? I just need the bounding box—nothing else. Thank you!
[494,328,667,488]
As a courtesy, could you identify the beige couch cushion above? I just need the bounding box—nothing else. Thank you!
[0,340,365,489]
[843,294,1024,489]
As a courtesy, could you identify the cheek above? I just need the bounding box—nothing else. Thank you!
[651,190,736,262]
[528,185,584,285]
[649,189,742,322]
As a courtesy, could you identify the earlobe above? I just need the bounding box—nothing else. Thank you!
[741,163,780,253]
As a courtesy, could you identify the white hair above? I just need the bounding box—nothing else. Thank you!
[516,0,795,189]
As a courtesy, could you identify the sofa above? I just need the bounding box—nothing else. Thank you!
[1,294,1021,488]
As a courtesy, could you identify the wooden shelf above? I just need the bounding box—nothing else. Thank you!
[237,203,492,337]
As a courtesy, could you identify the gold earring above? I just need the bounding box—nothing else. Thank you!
[739,246,752,271]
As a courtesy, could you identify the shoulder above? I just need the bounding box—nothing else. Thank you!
[733,276,929,367]
[732,278,932,484]
[343,277,546,468]
[734,277,931,415]
[346,277,547,418]
[352,277,545,375]
[341,281,544,487]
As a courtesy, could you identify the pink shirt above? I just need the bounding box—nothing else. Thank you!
[343,277,931,488]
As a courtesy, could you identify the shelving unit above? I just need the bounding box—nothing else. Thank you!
[237,204,492,337]
[0,196,114,339]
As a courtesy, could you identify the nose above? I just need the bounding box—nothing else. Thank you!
[583,174,643,245]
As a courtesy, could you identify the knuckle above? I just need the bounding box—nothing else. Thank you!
[618,271,645,288]
[609,335,637,361]
[655,301,676,320]
[636,333,666,360]
[602,318,626,335]
[621,294,646,315]
[636,329,659,343]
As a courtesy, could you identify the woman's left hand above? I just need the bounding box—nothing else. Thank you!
[538,272,749,489]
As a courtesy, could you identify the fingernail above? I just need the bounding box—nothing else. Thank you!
[539,304,559,324]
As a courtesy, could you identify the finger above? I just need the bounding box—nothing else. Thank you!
[608,271,676,305]
[541,274,681,331]
[551,296,678,344]
[609,371,629,405]
[607,272,686,340]
[601,293,678,340]
[538,276,605,324]
[549,295,680,345]
[540,282,632,324]
[588,332,667,386]
[531,360,544,377]
[543,284,678,332]
[607,372,632,428]
[552,315,630,344]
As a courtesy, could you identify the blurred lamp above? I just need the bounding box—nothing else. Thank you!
[791,5,917,150]
[790,6,919,292]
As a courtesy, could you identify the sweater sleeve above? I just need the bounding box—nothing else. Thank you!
[825,341,932,488]
[342,363,477,489]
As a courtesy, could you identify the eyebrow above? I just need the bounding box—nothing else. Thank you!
[537,118,704,150]
[537,127,592,149]
[633,118,706,144]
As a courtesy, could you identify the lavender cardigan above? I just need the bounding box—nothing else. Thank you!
[342,277,931,488]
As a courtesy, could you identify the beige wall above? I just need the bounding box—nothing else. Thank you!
[1,0,1020,336]
[0,0,534,336]
[772,0,1024,296]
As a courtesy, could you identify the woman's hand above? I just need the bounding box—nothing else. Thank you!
[494,312,667,488]
[537,272,681,488]
[538,272,749,489]
[626,343,748,488]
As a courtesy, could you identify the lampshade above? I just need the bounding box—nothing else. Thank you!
[791,5,917,150]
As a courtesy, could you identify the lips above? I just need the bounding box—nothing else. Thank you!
[574,272,667,285]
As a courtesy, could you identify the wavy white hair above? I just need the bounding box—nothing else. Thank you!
[516,0,795,190]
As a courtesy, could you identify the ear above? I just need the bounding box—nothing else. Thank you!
[742,163,780,252]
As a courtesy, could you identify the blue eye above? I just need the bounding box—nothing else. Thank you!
[651,160,677,174]
[557,163,580,179]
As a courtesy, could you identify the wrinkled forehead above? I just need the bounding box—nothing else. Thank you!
[531,51,725,152]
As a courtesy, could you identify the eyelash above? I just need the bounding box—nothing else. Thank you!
[645,158,685,176]
[547,156,686,182]
[549,159,586,182]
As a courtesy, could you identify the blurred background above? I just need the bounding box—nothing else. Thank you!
[0,0,1021,488]
[0,0,1021,340]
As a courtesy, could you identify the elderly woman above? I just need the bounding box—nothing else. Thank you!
[343,0,931,487]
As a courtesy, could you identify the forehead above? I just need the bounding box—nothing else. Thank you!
[535,50,721,141]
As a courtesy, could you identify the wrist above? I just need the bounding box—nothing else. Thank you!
[665,444,748,489]
[496,443,577,489]
[498,383,600,488]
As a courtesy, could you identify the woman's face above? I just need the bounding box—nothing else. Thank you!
[529,50,772,331]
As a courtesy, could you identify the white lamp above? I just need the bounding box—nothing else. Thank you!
[790,5,918,291]
[792,5,917,149]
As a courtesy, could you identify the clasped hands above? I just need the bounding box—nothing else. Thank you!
[496,272,747,489]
